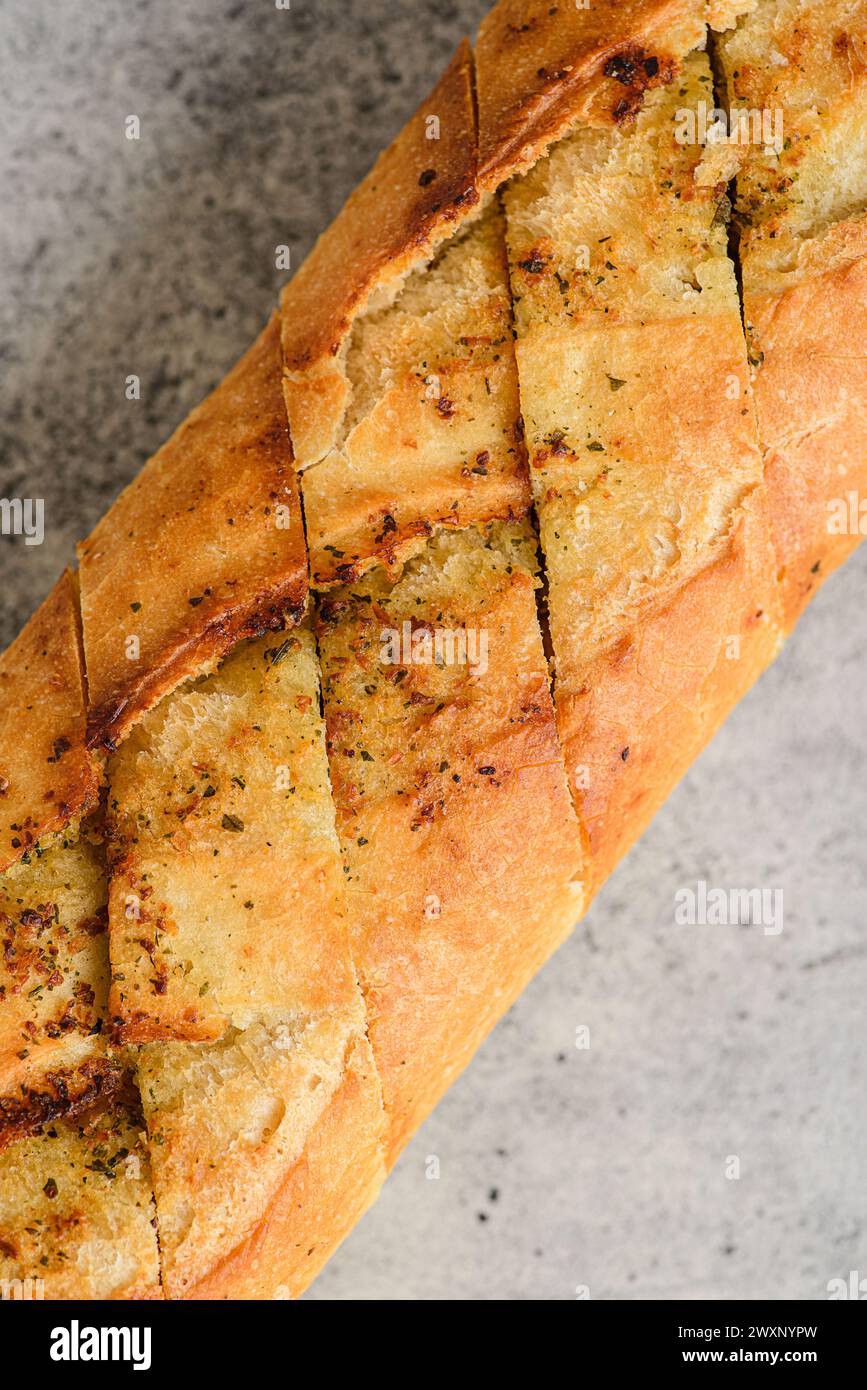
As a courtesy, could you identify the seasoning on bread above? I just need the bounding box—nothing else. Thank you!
[0,570,99,872]
[300,205,531,588]
[104,627,385,1294]
[106,628,361,1043]
[718,0,867,624]
[0,1083,160,1299]
[0,824,111,1136]
[79,315,307,752]
[0,0,863,1301]
[501,52,783,893]
[317,524,583,1163]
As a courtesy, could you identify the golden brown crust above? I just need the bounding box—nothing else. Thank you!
[475,0,712,189]
[745,221,867,627]
[1,2,860,1303]
[354,747,581,1166]
[557,488,782,896]
[78,315,308,753]
[0,1087,161,1299]
[0,571,99,872]
[0,827,110,1114]
[500,50,782,898]
[718,0,867,271]
[105,629,357,1044]
[0,1055,123,1153]
[316,527,583,1164]
[301,206,532,588]
[181,1033,385,1299]
[280,41,479,470]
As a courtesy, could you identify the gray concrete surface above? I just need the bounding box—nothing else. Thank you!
[1,0,864,1302]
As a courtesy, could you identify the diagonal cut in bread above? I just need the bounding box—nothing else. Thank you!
[78,315,308,752]
[0,570,99,873]
[718,0,867,625]
[300,205,532,587]
[0,0,864,1301]
[316,524,583,1164]
[501,51,783,894]
[0,1081,160,1300]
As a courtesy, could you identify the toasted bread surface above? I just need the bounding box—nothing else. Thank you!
[744,220,867,623]
[78,315,308,752]
[137,1016,383,1298]
[106,628,357,1042]
[0,1088,160,1300]
[317,525,583,1164]
[0,824,109,1111]
[475,0,740,189]
[718,1,867,624]
[280,42,479,471]
[0,571,99,872]
[502,53,783,892]
[182,1032,384,1300]
[719,0,867,280]
[281,2,749,496]
[555,488,781,886]
[301,205,532,588]
[1,0,862,1302]
[106,626,386,1294]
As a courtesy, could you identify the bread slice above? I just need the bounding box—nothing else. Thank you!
[0,589,154,1293]
[718,0,867,275]
[718,0,867,624]
[172,1030,383,1300]
[0,1084,160,1300]
[300,204,531,588]
[0,823,110,1124]
[502,52,783,893]
[0,571,99,872]
[476,0,722,188]
[280,42,479,473]
[0,574,112,1147]
[1,0,863,1302]
[136,1016,384,1299]
[106,627,360,1043]
[78,315,308,752]
[741,224,867,624]
[316,523,583,1165]
[105,625,386,1294]
[281,2,750,499]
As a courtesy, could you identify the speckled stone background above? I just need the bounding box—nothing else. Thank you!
[1,0,865,1302]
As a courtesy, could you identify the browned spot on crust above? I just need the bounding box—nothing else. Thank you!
[605,47,676,124]
[86,591,307,752]
[0,1057,125,1152]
